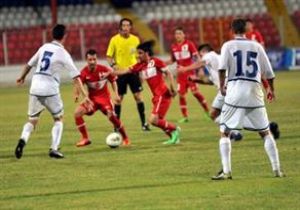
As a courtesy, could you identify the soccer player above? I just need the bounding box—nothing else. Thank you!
[74,49,130,146]
[112,41,180,144]
[177,43,242,141]
[106,18,150,131]
[166,27,209,123]
[15,24,91,159]
[245,18,265,47]
[212,18,284,180]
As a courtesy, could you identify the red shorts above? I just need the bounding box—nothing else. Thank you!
[81,97,114,116]
[151,91,172,119]
[177,73,198,95]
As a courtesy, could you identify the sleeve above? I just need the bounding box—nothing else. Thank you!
[106,37,115,57]
[256,31,265,45]
[63,51,80,79]
[170,45,176,62]
[258,45,274,79]
[105,66,117,82]
[27,48,40,67]
[79,69,86,83]
[189,41,198,55]
[201,54,211,66]
[218,43,229,70]
[129,63,142,74]
[154,58,168,72]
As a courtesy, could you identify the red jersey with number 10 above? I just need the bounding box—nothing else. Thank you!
[130,57,169,97]
[80,64,116,99]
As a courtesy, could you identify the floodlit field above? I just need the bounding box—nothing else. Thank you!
[0,71,299,210]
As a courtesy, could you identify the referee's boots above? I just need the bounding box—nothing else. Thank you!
[142,123,151,131]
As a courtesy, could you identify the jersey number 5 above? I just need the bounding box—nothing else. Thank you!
[233,50,258,78]
[39,51,54,72]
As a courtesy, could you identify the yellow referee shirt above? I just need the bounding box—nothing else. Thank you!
[106,34,140,69]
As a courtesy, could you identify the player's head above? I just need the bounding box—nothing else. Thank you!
[198,44,213,57]
[245,18,254,32]
[174,26,185,43]
[85,49,97,70]
[231,18,246,35]
[119,18,132,36]
[52,24,66,41]
[137,40,155,61]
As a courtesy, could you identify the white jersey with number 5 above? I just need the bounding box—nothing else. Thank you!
[219,37,274,108]
[27,41,80,96]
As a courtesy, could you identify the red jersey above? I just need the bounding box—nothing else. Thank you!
[245,31,265,45]
[130,57,169,97]
[80,64,116,99]
[170,39,198,67]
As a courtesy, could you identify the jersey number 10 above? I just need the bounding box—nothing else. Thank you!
[233,50,258,78]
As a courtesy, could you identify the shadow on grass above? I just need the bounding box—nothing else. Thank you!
[1,180,197,200]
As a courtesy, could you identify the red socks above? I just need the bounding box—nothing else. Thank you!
[179,96,188,117]
[75,116,88,139]
[193,92,209,112]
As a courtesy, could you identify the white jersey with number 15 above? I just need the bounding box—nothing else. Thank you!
[218,38,274,108]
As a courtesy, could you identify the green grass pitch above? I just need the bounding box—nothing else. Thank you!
[0,71,300,209]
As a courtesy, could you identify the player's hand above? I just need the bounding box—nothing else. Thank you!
[266,90,275,103]
[220,86,227,96]
[177,66,186,74]
[16,78,25,85]
[83,97,94,112]
[114,94,121,104]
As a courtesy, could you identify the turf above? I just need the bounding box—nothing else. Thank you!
[0,71,299,210]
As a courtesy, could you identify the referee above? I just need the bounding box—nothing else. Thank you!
[106,18,150,131]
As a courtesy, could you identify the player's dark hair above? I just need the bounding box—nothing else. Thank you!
[52,24,66,40]
[198,43,213,52]
[119,18,132,28]
[245,18,253,23]
[231,18,246,34]
[85,49,97,58]
[174,26,185,33]
[137,40,155,56]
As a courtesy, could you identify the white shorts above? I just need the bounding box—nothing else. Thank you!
[212,91,224,110]
[220,104,269,133]
[28,94,64,119]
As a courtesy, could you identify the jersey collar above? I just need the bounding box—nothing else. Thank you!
[51,40,64,48]
[234,35,247,40]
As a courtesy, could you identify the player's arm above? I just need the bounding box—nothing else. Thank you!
[177,60,206,73]
[189,75,214,85]
[218,69,227,96]
[110,80,121,103]
[106,38,116,68]
[163,67,177,97]
[16,64,32,85]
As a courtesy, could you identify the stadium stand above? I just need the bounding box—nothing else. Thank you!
[135,0,280,50]
[1,0,298,65]
[285,0,300,31]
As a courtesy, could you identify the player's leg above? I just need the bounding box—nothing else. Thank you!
[46,95,64,158]
[150,95,179,144]
[102,100,130,146]
[114,75,127,120]
[190,83,209,117]
[177,79,189,122]
[212,105,244,180]
[74,102,94,147]
[15,95,44,159]
[129,74,150,131]
[245,107,283,177]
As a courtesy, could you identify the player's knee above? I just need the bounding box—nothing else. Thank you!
[210,109,220,120]
[134,93,143,103]
[149,115,157,125]
[259,130,269,138]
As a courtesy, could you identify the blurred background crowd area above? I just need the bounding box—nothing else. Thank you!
[0,0,299,70]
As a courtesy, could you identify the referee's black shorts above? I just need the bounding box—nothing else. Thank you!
[117,73,143,95]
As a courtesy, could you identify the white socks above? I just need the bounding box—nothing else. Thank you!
[219,137,231,174]
[21,122,34,143]
[264,134,280,171]
[51,121,63,151]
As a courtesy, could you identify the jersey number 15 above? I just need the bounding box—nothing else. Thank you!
[233,50,258,78]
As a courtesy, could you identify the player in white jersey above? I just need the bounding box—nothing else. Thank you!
[177,44,243,141]
[211,18,284,180]
[15,24,91,159]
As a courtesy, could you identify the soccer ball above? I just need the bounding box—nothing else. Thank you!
[106,132,122,148]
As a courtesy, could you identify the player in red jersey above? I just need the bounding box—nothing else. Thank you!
[74,49,130,146]
[112,41,180,144]
[166,27,209,123]
[245,18,265,47]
